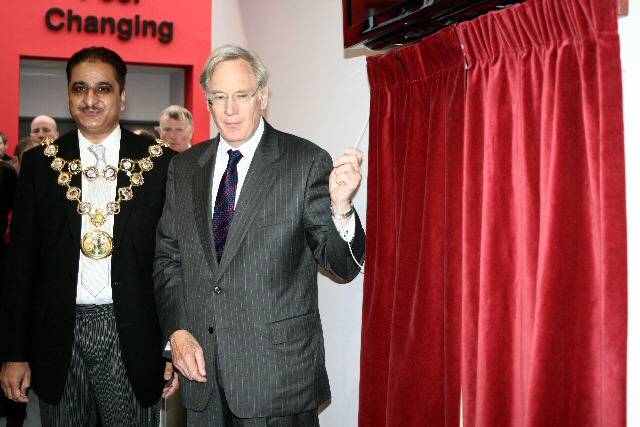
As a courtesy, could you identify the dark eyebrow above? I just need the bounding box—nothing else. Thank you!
[71,81,114,87]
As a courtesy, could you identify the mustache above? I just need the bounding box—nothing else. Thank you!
[79,105,104,113]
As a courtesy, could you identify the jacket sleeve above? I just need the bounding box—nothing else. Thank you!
[302,150,365,282]
[0,152,40,362]
[153,158,187,345]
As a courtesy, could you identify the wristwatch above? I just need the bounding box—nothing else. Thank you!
[332,201,354,219]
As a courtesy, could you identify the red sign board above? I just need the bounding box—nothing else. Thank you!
[0,0,212,150]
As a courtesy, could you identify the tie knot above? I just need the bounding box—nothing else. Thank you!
[88,144,107,165]
[227,149,243,165]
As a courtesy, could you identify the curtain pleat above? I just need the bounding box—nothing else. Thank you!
[359,0,626,425]
[359,27,466,427]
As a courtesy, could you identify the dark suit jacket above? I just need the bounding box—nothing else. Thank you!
[154,122,365,417]
[0,162,17,251]
[0,161,17,272]
[0,128,175,407]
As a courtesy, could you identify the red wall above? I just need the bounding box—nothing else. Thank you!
[0,0,212,151]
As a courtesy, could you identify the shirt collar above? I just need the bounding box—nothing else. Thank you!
[78,126,121,153]
[219,118,264,159]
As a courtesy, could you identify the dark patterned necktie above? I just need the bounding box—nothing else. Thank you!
[213,149,243,261]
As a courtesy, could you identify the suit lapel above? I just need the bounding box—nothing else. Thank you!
[192,138,219,276]
[112,128,147,249]
[57,132,82,246]
[215,124,282,283]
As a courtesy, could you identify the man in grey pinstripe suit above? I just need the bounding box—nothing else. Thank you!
[153,45,365,426]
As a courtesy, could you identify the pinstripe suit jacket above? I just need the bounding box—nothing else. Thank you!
[153,122,365,417]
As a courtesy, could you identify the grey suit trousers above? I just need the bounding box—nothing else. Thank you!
[188,387,319,427]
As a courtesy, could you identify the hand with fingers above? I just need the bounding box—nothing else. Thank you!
[169,330,207,383]
[162,361,180,398]
[329,148,364,219]
[0,362,31,403]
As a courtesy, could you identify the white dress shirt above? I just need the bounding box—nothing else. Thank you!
[212,118,355,240]
[76,127,121,304]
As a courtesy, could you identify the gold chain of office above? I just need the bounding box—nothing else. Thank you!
[41,137,170,260]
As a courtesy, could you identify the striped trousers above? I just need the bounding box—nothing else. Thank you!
[39,304,159,427]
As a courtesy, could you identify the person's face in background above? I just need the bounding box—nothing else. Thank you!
[0,137,7,158]
[205,59,268,148]
[13,138,39,174]
[30,116,59,143]
[159,115,193,152]
[68,60,125,143]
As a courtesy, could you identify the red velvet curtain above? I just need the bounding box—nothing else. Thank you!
[359,27,466,427]
[359,0,627,425]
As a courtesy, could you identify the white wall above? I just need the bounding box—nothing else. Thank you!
[209,0,248,137]
[619,8,639,427]
[212,1,370,426]
[123,73,171,121]
[19,61,70,119]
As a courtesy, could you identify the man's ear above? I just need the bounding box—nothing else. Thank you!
[121,89,127,112]
[259,85,269,110]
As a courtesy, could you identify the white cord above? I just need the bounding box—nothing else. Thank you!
[332,116,369,274]
[327,116,369,274]
[338,183,365,274]
[353,117,369,150]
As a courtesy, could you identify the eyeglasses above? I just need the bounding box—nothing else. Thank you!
[206,88,260,108]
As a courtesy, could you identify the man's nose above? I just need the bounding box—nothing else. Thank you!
[83,88,99,105]
[224,99,237,115]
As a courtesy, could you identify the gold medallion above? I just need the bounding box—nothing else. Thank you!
[90,209,107,227]
[81,229,114,259]
[44,137,167,260]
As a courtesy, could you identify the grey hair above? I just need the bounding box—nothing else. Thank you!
[160,105,193,128]
[199,45,269,92]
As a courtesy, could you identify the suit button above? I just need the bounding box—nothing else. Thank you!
[113,281,122,287]
[213,286,222,294]
[208,327,214,334]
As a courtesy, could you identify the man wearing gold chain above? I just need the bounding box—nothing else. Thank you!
[0,46,178,426]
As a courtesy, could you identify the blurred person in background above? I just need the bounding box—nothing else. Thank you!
[158,105,193,152]
[0,132,12,162]
[29,115,59,144]
[11,138,39,174]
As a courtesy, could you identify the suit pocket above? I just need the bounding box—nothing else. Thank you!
[265,311,320,344]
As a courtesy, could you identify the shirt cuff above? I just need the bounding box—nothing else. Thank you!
[333,214,356,242]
